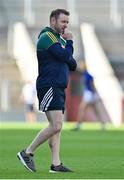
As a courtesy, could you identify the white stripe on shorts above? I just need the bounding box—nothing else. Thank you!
[41,88,53,108]
[45,96,53,111]
[40,87,53,111]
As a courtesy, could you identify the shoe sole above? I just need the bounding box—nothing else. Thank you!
[49,169,61,173]
[49,170,58,173]
[17,152,34,172]
[49,170,72,173]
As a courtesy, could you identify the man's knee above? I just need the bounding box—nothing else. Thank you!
[46,110,63,133]
[52,120,62,133]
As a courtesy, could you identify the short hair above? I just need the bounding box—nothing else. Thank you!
[50,9,70,21]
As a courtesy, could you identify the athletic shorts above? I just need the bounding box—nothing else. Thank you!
[83,90,96,103]
[37,87,65,113]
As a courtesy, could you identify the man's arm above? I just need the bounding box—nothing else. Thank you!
[48,40,74,63]
[37,31,75,64]
[48,29,76,65]
[67,57,77,71]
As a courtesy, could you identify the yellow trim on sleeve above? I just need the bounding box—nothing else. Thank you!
[46,32,58,43]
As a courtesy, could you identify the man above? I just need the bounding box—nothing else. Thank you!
[17,9,77,173]
[20,81,37,123]
[74,63,106,130]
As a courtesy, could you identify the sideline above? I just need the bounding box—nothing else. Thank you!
[0,122,124,130]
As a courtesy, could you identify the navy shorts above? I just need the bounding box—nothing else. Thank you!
[37,87,65,113]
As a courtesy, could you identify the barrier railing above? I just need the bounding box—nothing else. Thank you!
[13,22,38,83]
[80,23,123,126]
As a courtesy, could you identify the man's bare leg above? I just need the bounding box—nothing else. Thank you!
[48,132,61,166]
[47,111,63,166]
[17,110,73,172]
[46,111,63,166]
[26,110,63,154]
[93,102,106,130]
[46,111,73,172]
[26,112,37,123]
[75,102,87,129]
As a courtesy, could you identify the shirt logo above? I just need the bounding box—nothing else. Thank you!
[61,45,65,48]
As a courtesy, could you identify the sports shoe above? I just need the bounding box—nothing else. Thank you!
[49,163,73,173]
[17,149,36,172]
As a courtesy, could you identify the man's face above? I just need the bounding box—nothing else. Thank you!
[51,14,69,34]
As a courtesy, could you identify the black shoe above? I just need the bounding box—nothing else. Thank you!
[49,163,73,173]
[17,149,36,172]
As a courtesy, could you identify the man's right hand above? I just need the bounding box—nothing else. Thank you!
[62,29,73,40]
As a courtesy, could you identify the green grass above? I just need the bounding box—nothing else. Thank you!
[0,122,124,179]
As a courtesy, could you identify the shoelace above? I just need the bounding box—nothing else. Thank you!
[53,164,69,171]
[24,155,32,163]
[60,165,69,171]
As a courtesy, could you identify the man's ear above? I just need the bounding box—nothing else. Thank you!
[50,17,56,25]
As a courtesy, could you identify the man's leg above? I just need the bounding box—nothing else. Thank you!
[93,102,106,130]
[48,132,61,166]
[75,102,87,130]
[46,111,63,166]
[25,104,37,123]
[17,110,63,172]
[26,112,36,123]
[17,110,73,172]
[26,110,63,154]
[46,111,73,173]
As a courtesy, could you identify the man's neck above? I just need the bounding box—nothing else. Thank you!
[50,26,58,34]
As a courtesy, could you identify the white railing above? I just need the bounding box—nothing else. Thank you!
[13,22,38,83]
[80,23,123,126]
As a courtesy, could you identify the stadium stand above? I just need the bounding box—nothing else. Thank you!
[0,26,22,110]
[0,0,124,122]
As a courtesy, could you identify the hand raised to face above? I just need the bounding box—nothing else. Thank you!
[61,28,73,40]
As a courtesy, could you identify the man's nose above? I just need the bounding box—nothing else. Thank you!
[64,23,68,28]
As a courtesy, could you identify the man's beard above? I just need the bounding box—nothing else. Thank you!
[55,25,63,34]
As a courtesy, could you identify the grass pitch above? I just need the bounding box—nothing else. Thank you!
[0,122,124,179]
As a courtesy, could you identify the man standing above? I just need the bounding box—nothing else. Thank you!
[20,81,37,123]
[74,63,106,130]
[17,9,77,172]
